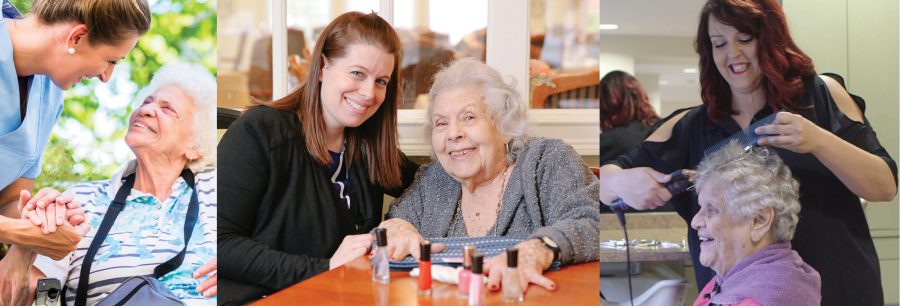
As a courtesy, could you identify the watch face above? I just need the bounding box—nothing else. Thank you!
[542,236,558,248]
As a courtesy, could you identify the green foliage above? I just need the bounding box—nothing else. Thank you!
[8,0,30,14]
[29,0,217,190]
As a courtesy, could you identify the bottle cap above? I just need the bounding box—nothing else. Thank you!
[420,240,431,261]
[375,228,387,247]
[471,253,484,274]
[506,247,518,268]
[462,245,475,269]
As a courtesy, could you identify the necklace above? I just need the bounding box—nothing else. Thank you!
[459,166,511,236]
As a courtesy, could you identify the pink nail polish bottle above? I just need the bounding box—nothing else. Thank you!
[468,253,485,306]
[458,245,475,299]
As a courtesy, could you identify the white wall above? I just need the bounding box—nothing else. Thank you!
[785,0,900,303]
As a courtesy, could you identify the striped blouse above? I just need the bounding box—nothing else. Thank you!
[59,161,217,306]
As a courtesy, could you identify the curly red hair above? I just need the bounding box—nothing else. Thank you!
[599,70,660,130]
[695,0,816,122]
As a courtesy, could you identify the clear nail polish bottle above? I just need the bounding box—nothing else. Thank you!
[501,247,524,303]
[371,228,390,283]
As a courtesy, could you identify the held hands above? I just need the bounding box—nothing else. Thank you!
[755,112,826,154]
[377,219,445,260]
[193,258,217,298]
[605,167,672,210]
[19,188,86,233]
[484,239,556,292]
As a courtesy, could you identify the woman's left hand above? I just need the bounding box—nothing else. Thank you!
[755,112,826,154]
[193,258,217,298]
[483,239,556,292]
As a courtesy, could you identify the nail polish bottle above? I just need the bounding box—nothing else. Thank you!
[418,240,432,295]
[458,245,475,299]
[501,247,524,303]
[371,228,390,283]
[468,253,485,306]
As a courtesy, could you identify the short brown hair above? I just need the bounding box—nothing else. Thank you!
[263,11,405,189]
[31,0,151,45]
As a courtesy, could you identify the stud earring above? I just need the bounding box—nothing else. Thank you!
[67,47,75,55]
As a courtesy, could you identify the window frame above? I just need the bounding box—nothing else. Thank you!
[269,0,599,156]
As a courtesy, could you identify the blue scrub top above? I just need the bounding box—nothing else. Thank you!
[0,15,64,189]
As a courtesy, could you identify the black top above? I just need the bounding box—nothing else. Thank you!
[612,76,897,306]
[599,120,652,166]
[217,106,419,305]
[600,120,675,213]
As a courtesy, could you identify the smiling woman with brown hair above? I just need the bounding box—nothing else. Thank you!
[217,11,419,305]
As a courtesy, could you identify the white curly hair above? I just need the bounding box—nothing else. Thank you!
[695,141,801,242]
[426,58,528,164]
[131,62,217,171]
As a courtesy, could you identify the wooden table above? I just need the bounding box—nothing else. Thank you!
[252,256,600,305]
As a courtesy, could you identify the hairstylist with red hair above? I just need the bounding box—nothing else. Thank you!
[598,1,896,305]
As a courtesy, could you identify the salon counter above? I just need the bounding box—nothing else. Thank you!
[599,212,691,263]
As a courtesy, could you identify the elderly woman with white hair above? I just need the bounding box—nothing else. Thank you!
[380,58,599,292]
[691,142,820,306]
[18,63,219,306]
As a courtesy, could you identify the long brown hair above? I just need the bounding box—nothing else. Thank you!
[599,70,659,130]
[695,0,815,122]
[263,11,404,189]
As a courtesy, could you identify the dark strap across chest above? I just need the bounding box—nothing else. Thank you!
[74,169,200,306]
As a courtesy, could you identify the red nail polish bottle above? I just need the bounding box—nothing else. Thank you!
[418,240,432,295]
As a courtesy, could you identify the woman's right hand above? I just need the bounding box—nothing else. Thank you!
[377,218,429,260]
[599,166,672,210]
[8,218,89,260]
[329,234,375,270]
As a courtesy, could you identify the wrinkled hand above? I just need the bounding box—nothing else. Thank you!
[605,167,672,210]
[18,188,86,234]
[484,239,556,292]
[377,219,446,261]
[755,112,826,154]
[0,246,38,306]
[329,234,375,270]
[193,258,217,298]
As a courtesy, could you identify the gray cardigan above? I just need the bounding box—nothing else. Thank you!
[387,137,599,264]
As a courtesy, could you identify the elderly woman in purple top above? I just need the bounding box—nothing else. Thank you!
[691,141,820,306]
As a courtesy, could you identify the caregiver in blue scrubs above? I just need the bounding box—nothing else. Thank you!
[0,0,151,257]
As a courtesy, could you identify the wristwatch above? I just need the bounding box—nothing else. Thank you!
[538,236,560,263]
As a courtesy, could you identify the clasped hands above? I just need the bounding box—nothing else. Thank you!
[13,188,89,260]
[17,188,218,297]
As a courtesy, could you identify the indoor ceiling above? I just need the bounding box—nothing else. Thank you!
[599,0,708,112]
